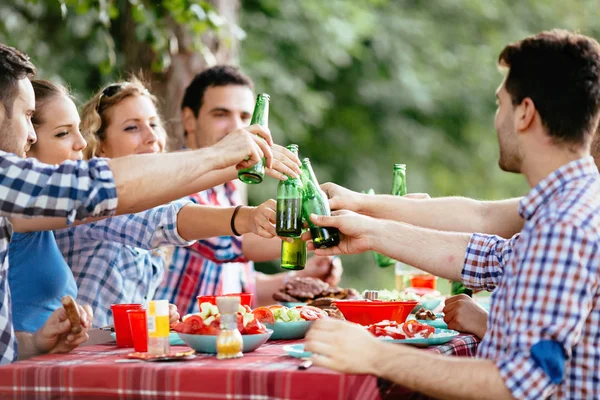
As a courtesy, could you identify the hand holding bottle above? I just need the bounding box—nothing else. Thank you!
[304,210,379,256]
[211,124,274,171]
[266,144,302,181]
[320,182,366,213]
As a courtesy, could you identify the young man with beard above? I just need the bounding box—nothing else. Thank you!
[304,30,600,399]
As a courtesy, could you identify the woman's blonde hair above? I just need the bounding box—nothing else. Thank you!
[80,76,166,159]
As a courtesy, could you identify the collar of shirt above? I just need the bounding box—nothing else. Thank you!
[518,156,598,220]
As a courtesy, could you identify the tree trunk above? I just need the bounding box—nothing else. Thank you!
[121,0,240,150]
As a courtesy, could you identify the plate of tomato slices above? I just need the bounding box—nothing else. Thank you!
[366,320,459,347]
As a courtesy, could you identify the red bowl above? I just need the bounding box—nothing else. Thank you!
[333,300,419,325]
[197,293,253,309]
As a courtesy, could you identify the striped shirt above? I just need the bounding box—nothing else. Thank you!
[462,156,600,399]
[0,151,117,364]
[155,182,256,315]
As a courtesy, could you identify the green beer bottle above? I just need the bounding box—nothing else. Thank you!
[300,158,340,249]
[281,236,307,270]
[451,281,473,297]
[238,93,270,184]
[373,164,407,267]
[276,144,303,237]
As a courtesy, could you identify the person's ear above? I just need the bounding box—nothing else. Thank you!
[182,107,197,137]
[515,97,536,132]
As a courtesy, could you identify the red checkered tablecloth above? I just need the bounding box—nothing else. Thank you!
[0,334,479,400]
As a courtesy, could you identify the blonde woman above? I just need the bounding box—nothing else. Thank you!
[21,78,298,327]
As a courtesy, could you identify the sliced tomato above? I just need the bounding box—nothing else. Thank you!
[252,307,275,324]
[199,318,220,335]
[170,321,185,333]
[182,315,204,334]
[244,318,267,335]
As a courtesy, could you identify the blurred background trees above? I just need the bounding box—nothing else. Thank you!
[2,0,599,291]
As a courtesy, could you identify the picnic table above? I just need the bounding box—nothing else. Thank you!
[0,334,479,399]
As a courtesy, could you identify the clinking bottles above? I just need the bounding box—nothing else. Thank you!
[238,93,269,184]
[300,158,340,249]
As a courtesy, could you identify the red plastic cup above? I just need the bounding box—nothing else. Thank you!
[127,308,148,352]
[410,274,438,290]
[111,304,142,348]
[197,293,253,310]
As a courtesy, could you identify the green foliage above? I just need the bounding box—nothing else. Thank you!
[240,0,600,290]
[2,0,600,292]
[0,0,225,97]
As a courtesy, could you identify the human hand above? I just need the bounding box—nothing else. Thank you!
[248,199,278,239]
[320,182,365,212]
[305,319,383,374]
[169,303,180,326]
[298,255,343,286]
[265,144,302,181]
[35,303,93,354]
[212,124,274,171]
[443,294,488,339]
[302,210,380,256]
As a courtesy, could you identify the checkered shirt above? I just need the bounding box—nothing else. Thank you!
[155,182,256,315]
[462,156,600,399]
[0,151,117,364]
[53,200,193,327]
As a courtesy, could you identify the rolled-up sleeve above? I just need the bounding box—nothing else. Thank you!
[495,223,597,400]
[461,232,519,291]
[55,199,193,249]
[0,152,117,223]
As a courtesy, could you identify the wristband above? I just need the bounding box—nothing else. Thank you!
[230,205,243,236]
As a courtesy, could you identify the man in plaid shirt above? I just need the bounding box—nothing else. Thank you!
[304,30,600,399]
[157,66,343,313]
[0,44,277,364]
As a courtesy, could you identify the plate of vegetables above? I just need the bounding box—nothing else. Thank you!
[171,302,272,353]
[253,305,327,340]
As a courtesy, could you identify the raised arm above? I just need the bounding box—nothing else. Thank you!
[8,126,273,231]
[322,182,524,238]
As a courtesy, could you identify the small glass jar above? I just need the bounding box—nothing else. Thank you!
[216,297,243,360]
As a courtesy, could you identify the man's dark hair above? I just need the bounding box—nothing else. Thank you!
[498,29,600,145]
[0,44,36,118]
[181,65,254,117]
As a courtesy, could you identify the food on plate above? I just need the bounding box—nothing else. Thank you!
[273,277,361,303]
[308,297,345,320]
[372,288,442,302]
[252,307,275,324]
[365,320,435,340]
[61,295,83,334]
[272,277,361,320]
[415,309,437,321]
[265,304,327,322]
[171,302,268,335]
